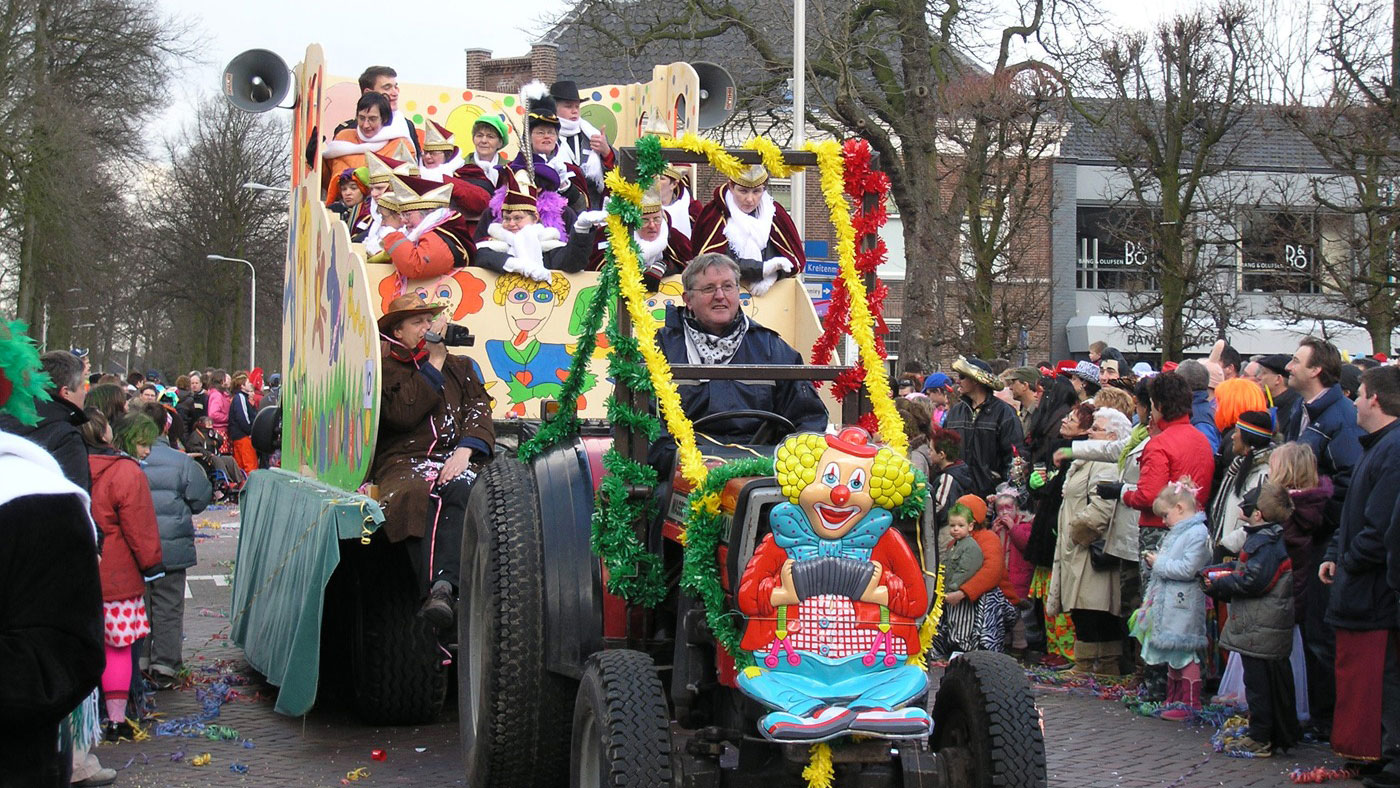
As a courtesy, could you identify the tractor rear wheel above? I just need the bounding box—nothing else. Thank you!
[458,455,575,787]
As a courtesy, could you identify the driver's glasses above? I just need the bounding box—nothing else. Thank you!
[692,283,738,297]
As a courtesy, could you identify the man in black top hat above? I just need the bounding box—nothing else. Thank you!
[551,80,615,209]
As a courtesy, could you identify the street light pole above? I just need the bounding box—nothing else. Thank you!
[206,255,256,370]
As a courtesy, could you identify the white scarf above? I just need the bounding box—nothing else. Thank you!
[557,116,605,189]
[405,207,452,243]
[636,218,670,266]
[363,197,389,253]
[419,154,464,183]
[0,431,96,540]
[322,114,413,159]
[473,154,500,187]
[664,190,693,238]
[722,188,776,261]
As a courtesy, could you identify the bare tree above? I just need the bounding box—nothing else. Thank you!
[556,0,1085,366]
[138,99,290,374]
[1270,0,1400,353]
[1087,3,1262,360]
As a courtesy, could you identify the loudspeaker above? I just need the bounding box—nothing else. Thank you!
[693,61,736,129]
[223,48,295,112]
[250,405,281,455]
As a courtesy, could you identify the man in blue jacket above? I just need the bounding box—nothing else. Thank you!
[1285,336,1364,741]
[1319,365,1400,785]
[650,253,828,473]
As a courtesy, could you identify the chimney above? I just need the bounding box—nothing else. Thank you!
[464,48,492,91]
[529,42,558,85]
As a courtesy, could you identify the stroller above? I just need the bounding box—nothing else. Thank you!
[183,420,246,502]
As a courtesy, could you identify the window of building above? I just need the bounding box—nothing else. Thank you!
[1076,206,1154,290]
[1239,211,1322,294]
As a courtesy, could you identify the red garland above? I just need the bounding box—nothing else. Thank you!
[812,138,892,401]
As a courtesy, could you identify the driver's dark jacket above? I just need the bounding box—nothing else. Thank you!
[649,306,828,470]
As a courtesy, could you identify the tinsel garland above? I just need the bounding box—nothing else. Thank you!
[803,139,906,455]
[517,269,611,461]
[678,456,775,669]
[811,138,892,401]
[906,570,946,670]
[584,134,672,606]
[802,743,835,788]
[0,320,52,427]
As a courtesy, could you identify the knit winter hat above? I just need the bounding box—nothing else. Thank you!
[955,493,987,525]
[1235,410,1274,450]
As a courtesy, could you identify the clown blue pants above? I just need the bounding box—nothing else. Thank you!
[738,652,928,717]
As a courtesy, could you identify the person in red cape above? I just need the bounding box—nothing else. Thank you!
[587,189,691,287]
[693,164,805,295]
[379,173,477,280]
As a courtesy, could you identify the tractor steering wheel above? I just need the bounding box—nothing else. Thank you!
[691,409,798,447]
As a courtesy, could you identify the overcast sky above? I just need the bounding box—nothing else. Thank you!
[151,0,1180,147]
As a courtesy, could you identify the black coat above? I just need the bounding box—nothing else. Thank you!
[177,389,208,436]
[0,493,104,785]
[943,394,1025,499]
[1324,419,1400,631]
[0,395,90,491]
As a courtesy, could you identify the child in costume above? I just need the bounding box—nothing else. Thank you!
[1130,477,1212,720]
[932,502,983,655]
[931,494,1019,656]
[1202,482,1301,757]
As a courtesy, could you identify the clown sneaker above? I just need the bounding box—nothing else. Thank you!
[849,707,933,736]
[760,706,856,742]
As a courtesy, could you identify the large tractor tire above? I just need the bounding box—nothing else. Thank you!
[459,455,575,788]
[346,538,448,724]
[931,650,1046,788]
[570,650,672,788]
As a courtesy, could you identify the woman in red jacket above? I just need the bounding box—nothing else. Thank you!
[83,410,164,741]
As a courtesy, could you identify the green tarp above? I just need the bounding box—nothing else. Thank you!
[229,468,383,716]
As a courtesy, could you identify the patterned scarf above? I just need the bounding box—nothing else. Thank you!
[681,310,749,365]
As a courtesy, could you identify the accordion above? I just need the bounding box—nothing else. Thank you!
[790,556,877,601]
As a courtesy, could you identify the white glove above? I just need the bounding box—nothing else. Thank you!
[573,210,608,233]
[512,223,545,263]
[749,274,777,297]
[503,255,552,282]
[1219,526,1248,555]
[762,256,794,278]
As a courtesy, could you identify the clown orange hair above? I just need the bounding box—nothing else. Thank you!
[1214,377,1268,431]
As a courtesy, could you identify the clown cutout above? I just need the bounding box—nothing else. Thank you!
[737,427,930,743]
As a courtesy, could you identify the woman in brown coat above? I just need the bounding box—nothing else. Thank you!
[371,295,494,630]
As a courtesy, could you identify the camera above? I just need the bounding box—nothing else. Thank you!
[425,323,475,347]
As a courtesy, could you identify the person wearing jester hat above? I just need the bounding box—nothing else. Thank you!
[693,164,806,295]
[474,170,593,281]
[550,80,616,210]
[656,165,702,240]
[736,427,932,743]
[361,146,419,256]
[0,320,105,785]
[586,188,692,288]
[498,81,590,218]
[417,120,491,221]
[379,173,478,280]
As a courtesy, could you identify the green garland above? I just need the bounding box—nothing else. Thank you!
[678,457,776,670]
[893,467,929,522]
[580,134,675,606]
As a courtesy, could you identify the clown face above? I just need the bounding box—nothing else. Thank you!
[503,282,558,341]
[798,447,876,540]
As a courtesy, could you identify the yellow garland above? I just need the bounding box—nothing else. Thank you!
[658,134,747,181]
[743,137,803,178]
[802,743,835,788]
[602,198,709,491]
[803,139,906,455]
[907,571,947,670]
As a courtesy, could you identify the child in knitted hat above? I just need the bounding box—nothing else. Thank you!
[931,493,1019,656]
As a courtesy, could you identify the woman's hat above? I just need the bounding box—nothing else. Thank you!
[549,80,584,102]
[422,120,459,155]
[955,493,987,524]
[378,294,447,336]
[1069,360,1101,385]
[730,164,769,188]
[473,115,509,145]
[384,174,452,213]
[366,151,417,186]
[522,80,560,129]
[922,372,952,392]
[951,356,1002,390]
[502,170,540,215]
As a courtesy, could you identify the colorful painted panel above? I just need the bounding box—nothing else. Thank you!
[282,45,382,490]
[365,264,832,421]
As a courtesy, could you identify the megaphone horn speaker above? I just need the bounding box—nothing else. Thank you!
[693,61,736,129]
[223,49,295,113]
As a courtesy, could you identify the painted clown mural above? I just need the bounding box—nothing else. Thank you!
[736,427,930,743]
[485,271,597,416]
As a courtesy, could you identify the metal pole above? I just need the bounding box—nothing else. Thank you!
[245,258,256,370]
[791,0,806,239]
